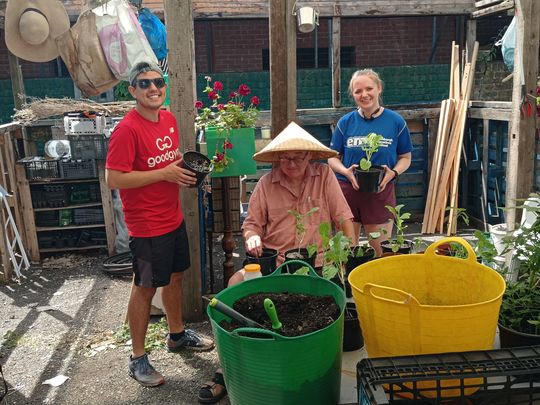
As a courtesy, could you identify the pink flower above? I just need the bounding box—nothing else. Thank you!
[229,91,237,99]
[194,101,204,109]
[217,103,225,111]
[237,84,250,96]
[250,96,260,106]
[224,141,233,150]
[213,81,223,91]
[208,91,218,100]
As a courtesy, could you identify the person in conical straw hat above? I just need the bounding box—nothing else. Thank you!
[197,121,354,404]
[237,121,355,279]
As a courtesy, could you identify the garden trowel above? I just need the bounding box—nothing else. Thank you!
[205,296,265,329]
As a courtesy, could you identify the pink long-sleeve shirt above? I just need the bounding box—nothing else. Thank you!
[242,162,353,267]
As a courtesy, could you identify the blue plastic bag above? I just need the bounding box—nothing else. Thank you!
[138,8,168,60]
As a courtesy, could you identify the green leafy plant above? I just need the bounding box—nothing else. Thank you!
[473,230,497,265]
[498,195,540,335]
[288,207,319,254]
[359,133,384,171]
[445,206,470,235]
[195,77,261,172]
[384,204,411,253]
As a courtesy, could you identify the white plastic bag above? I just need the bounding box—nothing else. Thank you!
[93,0,157,81]
[497,17,516,71]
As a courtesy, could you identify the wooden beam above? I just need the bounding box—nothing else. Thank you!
[471,0,514,18]
[15,164,39,263]
[286,0,296,123]
[192,1,477,18]
[468,107,512,121]
[270,0,296,136]
[164,0,203,321]
[97,162,115,256]
[505,0,539,228]
[475,0,504,7]
[8,51,25,111]
[331,16,341,108]
[465,18,477,63]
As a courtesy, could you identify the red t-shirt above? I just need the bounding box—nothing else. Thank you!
[106,109,184,237]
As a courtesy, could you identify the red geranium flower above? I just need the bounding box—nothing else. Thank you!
[217,103,225,111]
[194,101,204,109]
[223,141,233,150]
[250,96,259,106]
[213,81,224,91]
[237,84,250,96]
[229,91,237,99]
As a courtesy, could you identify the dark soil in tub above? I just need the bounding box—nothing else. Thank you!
[219,292,340,337]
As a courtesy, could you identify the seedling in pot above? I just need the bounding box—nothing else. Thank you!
[359,133,383,171]
[384,204,411,253]
[287,207,319,255]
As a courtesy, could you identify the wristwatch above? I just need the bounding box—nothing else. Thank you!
[391,168,399,181]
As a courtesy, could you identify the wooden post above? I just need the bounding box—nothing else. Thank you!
[465,18,477,63]
[164,0,203,321]
[8,51,25,110]
[221,178,235,284]
[331,15,341,108]
[15,164,39,263]
[505,0,539,230]
[270,0,297,136]
[98,162,115,256]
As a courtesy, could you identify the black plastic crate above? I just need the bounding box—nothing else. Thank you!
[18,157,60,180]
[73,208,104,225]
[69,183,100,204]
[357,346,540,404]
[69,135,108,160]
[35,211,59,227]
[59,159,97,179]
[31,184,69,208]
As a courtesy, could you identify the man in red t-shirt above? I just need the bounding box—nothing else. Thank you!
[106,61,213,388]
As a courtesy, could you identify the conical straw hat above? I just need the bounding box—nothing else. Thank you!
[253,121,337,162]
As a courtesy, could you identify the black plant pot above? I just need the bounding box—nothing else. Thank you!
[244,248,279,276]
[283,248,317,273]
[354,165,385,193]
[498,322,540,348]
[180,151,213,187]
[381,239,413,255]
[345,246,376,298]
[343,302,363,352]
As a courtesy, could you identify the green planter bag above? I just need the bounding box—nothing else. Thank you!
[205,127,256,177]
[208,262,345,405]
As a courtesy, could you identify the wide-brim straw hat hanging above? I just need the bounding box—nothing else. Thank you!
[253,121,338,162]
[5,0,70,62]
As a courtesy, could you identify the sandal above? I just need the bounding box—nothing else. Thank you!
[198,372,227,404]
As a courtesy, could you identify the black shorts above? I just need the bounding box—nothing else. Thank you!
[129,221,191,288]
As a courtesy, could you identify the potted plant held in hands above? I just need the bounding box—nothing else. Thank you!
[195,76,261,177]
[354,132,385,193]
[381,204,413,254]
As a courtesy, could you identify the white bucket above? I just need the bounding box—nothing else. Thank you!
[297,6,318,33]
[489,223,510,255]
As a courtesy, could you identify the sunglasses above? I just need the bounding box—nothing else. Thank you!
[135,78,166,89]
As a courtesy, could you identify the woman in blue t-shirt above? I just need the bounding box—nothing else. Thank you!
[329,69,413,256]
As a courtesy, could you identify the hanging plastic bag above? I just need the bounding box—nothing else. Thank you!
[56,10,119,96]
[93,0,157,81]
[497,17,516,71]
[138,8,168,60]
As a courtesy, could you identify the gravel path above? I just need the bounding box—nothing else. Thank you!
[0,254,228,404]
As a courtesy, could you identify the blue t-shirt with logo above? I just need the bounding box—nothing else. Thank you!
[330,108,413,183]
